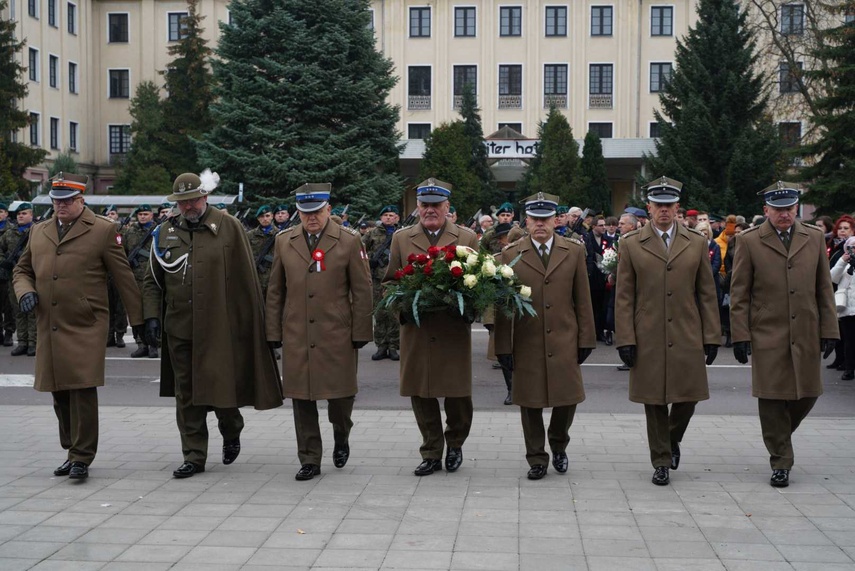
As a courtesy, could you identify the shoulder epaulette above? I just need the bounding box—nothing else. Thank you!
[741,225,761,235]
[685,226,705,237]
[802,222,822,232]
[506,237,526,249]
[95,214,114,223]
[565,235,585,247]
[621,229,641,240]
[276,226,298,237]
[394,225,413,234]
[342,226,360,237]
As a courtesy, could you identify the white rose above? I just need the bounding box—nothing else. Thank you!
[450,260,463,270]
[519,285,532,298]
[466,254,479,266]
[456,245,472,258]
[499,265,514,279]
[481,260,497,277]
[463,274,478,288]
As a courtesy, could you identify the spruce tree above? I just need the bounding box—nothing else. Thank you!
[458,83,500,209]
[581,131,611,215]
[797,2,855,215]
[197,0,402,212]
[644,0,781,215]
[420,122,483,218]
[161,0,213,177]
[49,151,78,177]
[517,107,582,206]
[0,0,47,197]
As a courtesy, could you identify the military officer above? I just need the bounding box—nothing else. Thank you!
[0,202,14,347]
[13,173,144,480]
[266,184,373,480]
[364,205,401,361]
[124,205,159,358]
[554,206,569,236]
[615,176,721,486]
[273,204,290,231]
[495,194,596,479]
[142,172,283,479]
[383,179,481,476]
[1,203,37,356]
[480,202,515,253]
[730,182,838,488]
[158,202,174,221]
[247,205,277,299]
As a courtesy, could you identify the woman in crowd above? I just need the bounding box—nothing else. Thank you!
[828,216,855,371]
[831,236,855,381]
[720,222,750,348]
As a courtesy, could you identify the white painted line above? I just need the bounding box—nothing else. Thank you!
[106,357,160,361]
[0,375,35,387]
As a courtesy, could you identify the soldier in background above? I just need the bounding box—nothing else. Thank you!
[481,202,514,253]
[364,205,401,361]
[1,203,37,356]
[246,205,277,300]
[103,205,128,348]
[0,203,16,347]
[158,203,174,221]
[273,205,290,231]
[124,205,159,358]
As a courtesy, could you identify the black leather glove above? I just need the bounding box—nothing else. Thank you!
[399,312,409,326]
[821,338,836,359]
[617,345,636,368]
[19,292,38,313]
[131,323,145,341]
[353,341,368,349]
[704,344,718,366]
[144,318,160,347]
[268,341,282,350]
[733,341,751,364]
[497,354,514,372]
[578,347,593,364]
[483,323,494,332]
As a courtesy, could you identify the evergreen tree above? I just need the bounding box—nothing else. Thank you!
[161,0,214,177]
[517,107,582,206]
[458,83,500,209]
[197,0,402,212]
[113,81,173,194]
[49,151,78,177]
[420,122,483,218]
[0,0,47,197]
[644,0,781,215]
[797,2,855,215]
[581,131,611,215]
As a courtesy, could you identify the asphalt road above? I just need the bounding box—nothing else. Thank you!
[2,326,854,416]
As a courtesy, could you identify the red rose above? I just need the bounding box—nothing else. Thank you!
[444,245,456,253]
[450,266,464,278]
[444,251,455,262]
[394,270,404,280]
[407,253,417,263]
[423,263,433,276]
[403,264,415,275]
[428,246,441,258]
[416,253,429,264]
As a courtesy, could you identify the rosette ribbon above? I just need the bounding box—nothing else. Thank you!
[312,249,326,272]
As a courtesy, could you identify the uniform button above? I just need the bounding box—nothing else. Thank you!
[792,341,796,345]
[667,291,672,297]
[52,326,57,331]
[546,328,551,333]
[51,301,57,306]
[668,342,673,347]
[667,265,672,271]
[788,264,793,269]
[309,294,314,298]
[53,275,58,280]
[310,343,315,348]
[668,318,672,322]
[548,352,553,357]
[790,289,795,294]
[545,303,551,309]
[309,318,315,323]
[56,250,61,255]
[545,279,549,284]
[791,314,796,319]
[430,337,436,342]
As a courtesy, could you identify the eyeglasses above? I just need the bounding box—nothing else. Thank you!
[51,198,76,206]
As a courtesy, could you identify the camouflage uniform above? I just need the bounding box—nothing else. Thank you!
[0,224,36,350]
[0,218,14,342]
[247,225,277,299]
[363,224,399,352]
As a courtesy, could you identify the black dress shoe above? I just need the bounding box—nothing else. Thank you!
[2,331,12,347]
[617,364,630,371]
[827,360,843,369]
[388,349,400,361]
[68,461,88,480]
[724,334,732,348]
[842,371,854,381]
[106,333,116,347]
[445,448,462,472]
[371,348,388,361]
[10,344,27,356]
[130,345,148,358]
[671,443,681,470]
[115,335,126,348]
[148,346,159,358]
[605,331,614,346]
[295,464,321,481]
[173,462,204,479]
[222,438,241,465]
[54,460,72,476]
[413,459,442,476]
[552,452,568,473]
[770,469,789,488]
[332,443,350,468]
[652,466,670,485]
[527,465,548,480]
[503,391,512,405]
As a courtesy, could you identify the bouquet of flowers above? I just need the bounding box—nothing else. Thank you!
[379,245,536,326]
[598,246,619,276]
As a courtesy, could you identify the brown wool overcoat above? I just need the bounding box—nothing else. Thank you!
[13,208,144,391]
[615,223,721,405]
[382,220,480,398]
[265,221,373,401]
[494,235,596,408]
[730,220,839,400]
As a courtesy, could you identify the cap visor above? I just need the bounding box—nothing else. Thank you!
[48,188,82,199]
[766,198,799,208]
[526,209,556,218]
[296,201,327,213]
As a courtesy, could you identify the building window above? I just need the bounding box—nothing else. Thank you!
[408,66,431,110]
[68,62,77,93]
[109,125,131,155]
[591,6,613,36]
[649,122,662,138]
[28,0,37,18]
[109,69,130,98]
[109,13,129,43]
[168,12,188,41]
[589,63,613,108]
[409,7,430,38]
[29,113,40,146]
[455,7,476,37]
[367,9,373,30]
[498,122,523,135]
[779,61,802,93]
[845,13,854,23]
[49,55,58,88]
[778,122,801,148]
[453,65,477,108]
[498,64,522,108]
[781,4,804,35]
[651,6,673,36]
[50,117,59,149]
[408,124,431,139]
[69,121,78,151]
[545,6,567,37]
[48,0,56,26]
[588,123,613,138]
[28,48,38,82]
[543,64,568,108]
[500,6,522,37]
[650,62,673,92]
[67,2,76,34]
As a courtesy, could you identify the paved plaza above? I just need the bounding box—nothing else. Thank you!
[0,405,853,570]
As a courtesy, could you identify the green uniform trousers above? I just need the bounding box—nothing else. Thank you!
[644,402,697,468]
[520,405,577,467]
[410,396,473,460]
[0,280,13,334]
[53,387,98,465]
[168,335,244,467]
[758,397,817,470]
[372,281,399,350]
[292,397,354,466]
[8,287,36,346]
